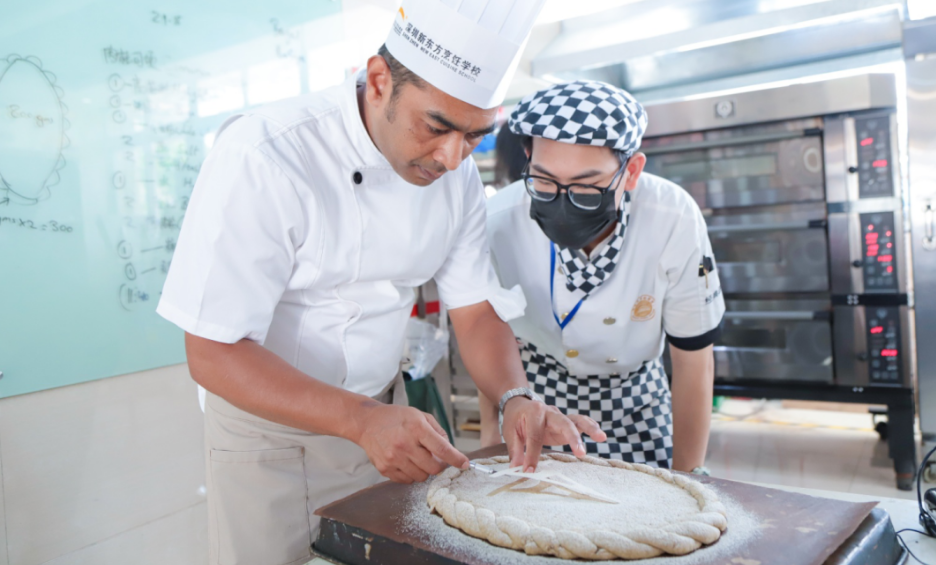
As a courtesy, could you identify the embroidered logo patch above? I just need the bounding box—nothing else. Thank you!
[631,295,655,321]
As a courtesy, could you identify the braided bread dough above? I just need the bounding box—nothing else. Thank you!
[427,454,727,560]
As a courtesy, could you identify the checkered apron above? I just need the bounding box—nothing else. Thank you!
[518,340,674,468]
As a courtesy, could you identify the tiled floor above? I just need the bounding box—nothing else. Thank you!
[706,400,916,500]
[454,399,919,501]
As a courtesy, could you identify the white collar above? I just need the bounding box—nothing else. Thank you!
[339,70,393,170]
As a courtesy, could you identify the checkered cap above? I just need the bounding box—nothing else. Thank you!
[508,80,647,156]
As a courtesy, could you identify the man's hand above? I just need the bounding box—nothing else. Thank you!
[354,402,469,484]
[501,399,606,472]
[562,408,607,445]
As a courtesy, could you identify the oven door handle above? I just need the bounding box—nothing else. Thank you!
[707,219,826,233]
[923,201,936,251]
[723,311,828,321]
[642,129,818,155]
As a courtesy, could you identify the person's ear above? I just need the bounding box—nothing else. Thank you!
[364,55,392,108]
[623,152,646,191]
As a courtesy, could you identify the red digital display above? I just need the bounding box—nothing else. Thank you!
[881,349,898,357]
[872,159,888,168]
[865,232,879,243]
[878,254,893,263]
[870,326,884,334]
[887,266,893,273]
[867,244,879,256]
[860,137,874,147]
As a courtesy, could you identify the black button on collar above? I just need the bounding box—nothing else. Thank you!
[352,171,363,185]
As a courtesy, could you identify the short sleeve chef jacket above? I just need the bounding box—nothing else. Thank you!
[486,174,725,376]
[158,73,502,397]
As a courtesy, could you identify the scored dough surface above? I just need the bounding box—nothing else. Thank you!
[427,453,728,560]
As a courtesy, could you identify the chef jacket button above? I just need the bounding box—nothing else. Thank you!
[560,312,569,321]
[566,349,579,358]
[603,317,616,325]
[352,171,363,185]
[606,357,618,363]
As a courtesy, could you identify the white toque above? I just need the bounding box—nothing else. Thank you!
[384,0,547,109]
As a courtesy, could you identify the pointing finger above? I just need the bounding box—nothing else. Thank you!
[523,405,546,472]
[424,413,450,440]
[550,411,585,457]
[569,414,607,442]
[419,420,468,470]
[503,414,525,469]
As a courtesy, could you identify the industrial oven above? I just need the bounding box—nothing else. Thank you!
[641,73,917,488]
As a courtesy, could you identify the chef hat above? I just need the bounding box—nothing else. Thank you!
[508,80,648,157]
[384,0,547,109]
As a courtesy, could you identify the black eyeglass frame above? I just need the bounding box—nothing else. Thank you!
[520,158,629,211]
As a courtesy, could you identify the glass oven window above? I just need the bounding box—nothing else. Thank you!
[712,239,782,263]
[719,327,787,349]
[643,136,825,209]
[660,154,778,183]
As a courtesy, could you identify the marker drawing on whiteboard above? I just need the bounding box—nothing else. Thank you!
[0,55,70,205]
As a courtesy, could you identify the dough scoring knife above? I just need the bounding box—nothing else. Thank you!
[468,461,496,474]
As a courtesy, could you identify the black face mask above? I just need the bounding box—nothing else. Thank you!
[529,190,618,250]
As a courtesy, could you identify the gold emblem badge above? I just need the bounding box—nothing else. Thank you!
[630,295,656,321]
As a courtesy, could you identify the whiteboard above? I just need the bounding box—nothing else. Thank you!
[0,0,350,398]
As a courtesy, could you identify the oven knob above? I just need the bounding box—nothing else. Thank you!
[857,352,869,362]
[848,166,859,174]
[852,259,863,268]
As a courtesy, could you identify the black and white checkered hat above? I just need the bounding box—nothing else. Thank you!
[508,80,647,156]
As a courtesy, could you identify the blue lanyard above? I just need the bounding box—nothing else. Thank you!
[550,244,588,331]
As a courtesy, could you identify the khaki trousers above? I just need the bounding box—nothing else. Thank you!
[203,376,406,565]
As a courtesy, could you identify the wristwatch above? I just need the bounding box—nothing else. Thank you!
[691,466,711,476]
[498,387,541,413]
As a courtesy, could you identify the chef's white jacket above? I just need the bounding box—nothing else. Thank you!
[158,73,509,398]
[487,174,725,376]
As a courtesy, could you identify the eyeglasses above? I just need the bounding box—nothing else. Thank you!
[521,160,628,211]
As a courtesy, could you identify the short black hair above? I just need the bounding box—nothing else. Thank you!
[494,126,528,187]
[520,134,630,166]
[377,44,426,110]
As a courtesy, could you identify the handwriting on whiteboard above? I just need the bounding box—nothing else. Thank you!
[101,46,157,69]
[151,11,182,26]
[0,217,74,233]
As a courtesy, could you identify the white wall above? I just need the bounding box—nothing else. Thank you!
[0,364,206,565]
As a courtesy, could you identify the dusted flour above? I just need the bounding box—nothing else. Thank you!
[402,480,760,564]
[448,459,703,534]
[400,455,760,562]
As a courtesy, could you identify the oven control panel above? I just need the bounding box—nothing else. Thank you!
[860,211,898,291]
[866,307,902,384]
[854,115,894,198]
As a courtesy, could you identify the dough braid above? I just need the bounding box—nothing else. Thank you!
[427,454,728,561]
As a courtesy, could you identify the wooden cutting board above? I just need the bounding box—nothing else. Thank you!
[314,446,893,565]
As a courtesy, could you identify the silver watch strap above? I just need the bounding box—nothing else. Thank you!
[498,387,541,414]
